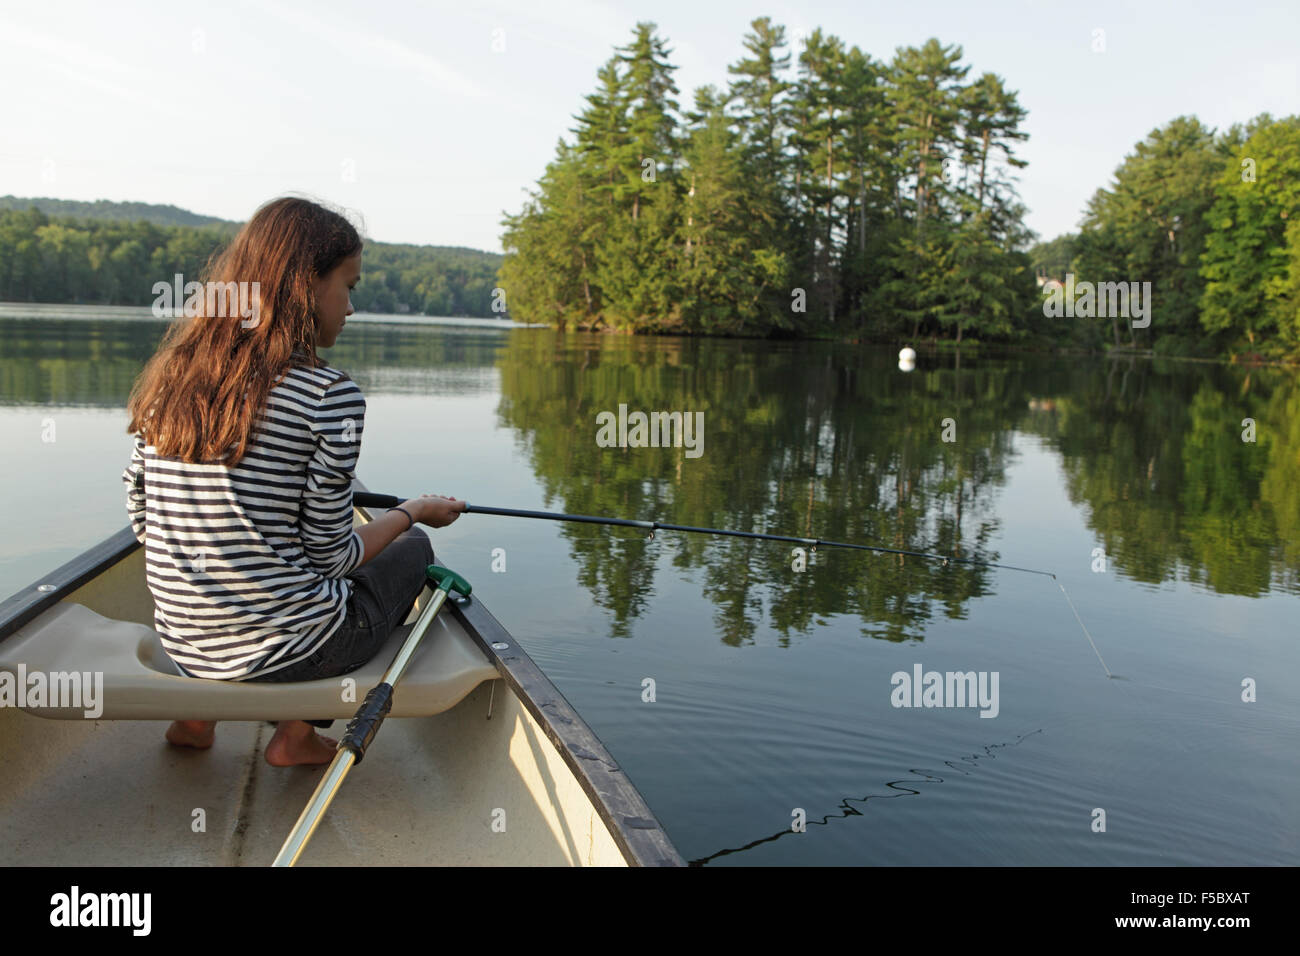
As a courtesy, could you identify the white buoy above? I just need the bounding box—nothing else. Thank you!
[898,346,916,371]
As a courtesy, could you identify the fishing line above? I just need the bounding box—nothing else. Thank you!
[353,492,1112,677]
[689,728,1046,866]
[1056,580,1112,678]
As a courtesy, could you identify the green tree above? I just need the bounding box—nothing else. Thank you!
[958,73,1028,214]
[789,28,850,327]
[836,44,895,334]
[889,39,969,241]
[499,142,597,328]
[725,17,797,323]
[595,22,684,331]
[1075,116,1223,350]
[677,86,788,334]
[1199,115,1300,351]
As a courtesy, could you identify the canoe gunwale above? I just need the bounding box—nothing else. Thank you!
[444,579,684,867]
[0,526,139,643]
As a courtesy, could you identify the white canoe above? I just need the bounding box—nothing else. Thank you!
[0,487,683,867]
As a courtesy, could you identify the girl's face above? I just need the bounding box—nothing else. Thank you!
[313,253,361,348]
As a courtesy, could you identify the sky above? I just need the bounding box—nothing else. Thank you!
[1,0,1297,254]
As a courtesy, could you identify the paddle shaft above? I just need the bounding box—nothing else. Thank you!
[271,579,456,867]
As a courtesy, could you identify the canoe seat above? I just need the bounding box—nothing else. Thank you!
[0,601,498,721]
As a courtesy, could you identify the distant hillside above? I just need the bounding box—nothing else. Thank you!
[0,198,505,316]
[0,196,234,228]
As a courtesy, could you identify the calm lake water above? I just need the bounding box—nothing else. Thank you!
[1,305,1297,865]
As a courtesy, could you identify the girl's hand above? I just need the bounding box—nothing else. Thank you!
[408,494,465,529]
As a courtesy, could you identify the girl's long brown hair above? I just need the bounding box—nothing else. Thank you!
[127,197,362,466]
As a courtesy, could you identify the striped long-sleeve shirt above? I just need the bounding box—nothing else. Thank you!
[122,364,366,679]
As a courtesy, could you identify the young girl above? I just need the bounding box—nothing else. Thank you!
[122,196,464,766]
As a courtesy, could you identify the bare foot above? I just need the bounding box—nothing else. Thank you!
[166,720,216,749]
[265,720,338,767]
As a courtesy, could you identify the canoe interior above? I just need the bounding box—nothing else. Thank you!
[0,504,684,866]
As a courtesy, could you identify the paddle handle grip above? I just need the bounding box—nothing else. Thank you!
[339,682,394,764]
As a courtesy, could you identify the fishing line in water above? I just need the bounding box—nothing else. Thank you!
[353,492,1113,678]
[1055,580,1113,678]
[690,728,1046,866]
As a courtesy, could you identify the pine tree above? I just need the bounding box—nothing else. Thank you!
[790,28,850,327]
[594,22,684,330]
[958,73,1027,215]
[678,85,790,334]
[885,39,970,339]
[889,39,970,242]
[499,142,595,328]
[837,44,893,333]
[616,22,680,222]
[725,17,796,322]
[572,57,631,213]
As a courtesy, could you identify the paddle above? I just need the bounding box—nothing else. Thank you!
[271,564,472,867]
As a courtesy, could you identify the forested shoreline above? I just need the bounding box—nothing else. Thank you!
[499,19,1300,359]
[3,17,1297,358]
[500,20,1037,342]
[0,204,504,318]
[1030,114,1300,358]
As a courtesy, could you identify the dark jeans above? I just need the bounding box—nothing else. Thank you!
[246,528,435,728]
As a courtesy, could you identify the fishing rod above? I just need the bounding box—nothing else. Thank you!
[351,491,1112,677]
